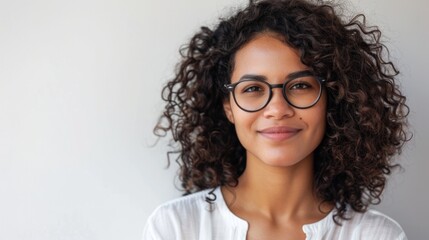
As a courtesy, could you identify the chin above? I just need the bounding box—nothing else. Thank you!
[254,150,315,168]
[257,155,303,167]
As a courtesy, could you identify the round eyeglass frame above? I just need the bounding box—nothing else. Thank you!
[224,71,325,112]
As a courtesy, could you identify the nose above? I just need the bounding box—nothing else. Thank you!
[263,88,295,119]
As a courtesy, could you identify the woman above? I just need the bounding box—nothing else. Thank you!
[143,0,410,239]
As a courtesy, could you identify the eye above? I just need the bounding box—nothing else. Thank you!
[289,82,312,90]
[237,81,267,94]
[243,85,263,93]
[286,76,318,91]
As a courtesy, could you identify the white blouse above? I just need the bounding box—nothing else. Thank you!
[142,187,407,240]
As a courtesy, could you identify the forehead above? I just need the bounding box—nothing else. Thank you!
[236,33,300,59]
[231,34,307,82]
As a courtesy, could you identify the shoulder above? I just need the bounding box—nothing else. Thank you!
[344,209,407,240]
[142,188,217,240]
[149,188,214,220]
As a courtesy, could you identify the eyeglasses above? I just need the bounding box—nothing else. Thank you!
[224,70,325,112]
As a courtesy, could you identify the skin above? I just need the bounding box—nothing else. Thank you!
[223,33,331,240]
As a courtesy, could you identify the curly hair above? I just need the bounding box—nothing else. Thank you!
[153,0,410,223]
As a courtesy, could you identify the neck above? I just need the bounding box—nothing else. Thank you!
[223,154,330,221]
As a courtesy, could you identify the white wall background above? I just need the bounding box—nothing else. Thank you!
[0,0,427,239]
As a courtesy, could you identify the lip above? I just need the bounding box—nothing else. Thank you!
[257,126,301,141]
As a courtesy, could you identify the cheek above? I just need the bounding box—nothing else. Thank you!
[308,95,327,129]
[230,109,258,142]
[298,105,327,139]
[234,113,253,132]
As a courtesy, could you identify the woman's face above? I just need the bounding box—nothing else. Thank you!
[223,34,327,168]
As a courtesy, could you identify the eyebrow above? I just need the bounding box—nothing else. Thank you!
[239,69,314,81]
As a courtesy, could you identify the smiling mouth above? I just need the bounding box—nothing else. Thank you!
[257,126,301,141]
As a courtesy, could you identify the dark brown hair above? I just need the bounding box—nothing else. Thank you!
[154,0,410,222]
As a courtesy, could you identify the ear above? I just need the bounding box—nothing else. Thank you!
[223,99,235,124]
